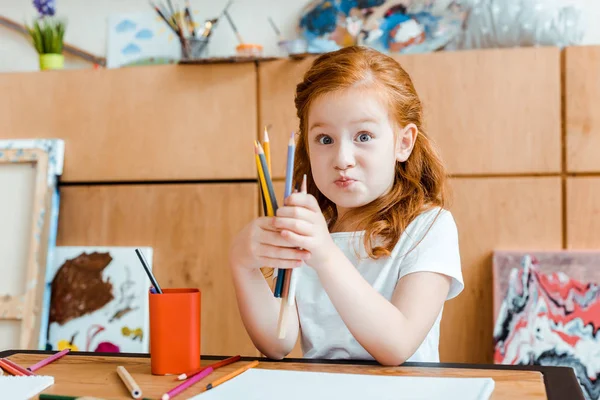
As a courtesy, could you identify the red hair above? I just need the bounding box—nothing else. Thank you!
[293,45,448,258]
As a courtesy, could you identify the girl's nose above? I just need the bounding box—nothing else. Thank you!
[334,141,356,170]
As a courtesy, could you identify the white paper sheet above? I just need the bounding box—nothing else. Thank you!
[0,375,54,400]
[191,368,495,400]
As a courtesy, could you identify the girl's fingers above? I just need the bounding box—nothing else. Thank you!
[280,229,311,249]
[276,205,313,221]
[257,243,311,261]
[258,228,301,248]
[272,216,313,236]
[257,256,304,270]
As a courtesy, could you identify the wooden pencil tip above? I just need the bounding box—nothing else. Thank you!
[301,174,307,193]
[256,141,265,153]
[263,127,270,142]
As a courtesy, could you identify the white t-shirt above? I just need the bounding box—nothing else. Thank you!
[292,207,464,363]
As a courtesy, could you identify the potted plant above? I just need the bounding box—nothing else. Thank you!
[26,0,67,71]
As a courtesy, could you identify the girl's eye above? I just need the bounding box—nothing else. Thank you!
[317,135,333,145]
[357,132,372,142]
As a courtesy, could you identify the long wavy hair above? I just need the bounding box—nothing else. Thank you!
[293,45,448,259]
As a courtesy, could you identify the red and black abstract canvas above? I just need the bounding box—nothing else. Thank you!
[493,251,600,400]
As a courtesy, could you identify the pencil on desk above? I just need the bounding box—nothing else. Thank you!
[162,366,214,400]
[177,354,241,381]
[39,395,108,400]
[0,358,33,376]
[200,360,259,392]
[28,348,70,372]
[117,366,142,399]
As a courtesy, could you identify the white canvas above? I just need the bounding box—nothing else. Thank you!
[46,247,153,353]
[191,368,495,400]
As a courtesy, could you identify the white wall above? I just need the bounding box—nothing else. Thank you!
[0,0,313,72]
[3,0,600,73]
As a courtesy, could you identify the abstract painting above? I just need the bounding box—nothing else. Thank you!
[493,251,600,400]
[45,247,153,353]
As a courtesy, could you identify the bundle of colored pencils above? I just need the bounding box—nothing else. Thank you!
[254,128,300,338]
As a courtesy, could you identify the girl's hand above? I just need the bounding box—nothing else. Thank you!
[229,217,311,273]
[273,193,334,270]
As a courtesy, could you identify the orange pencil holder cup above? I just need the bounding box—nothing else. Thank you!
[149,288,201,375]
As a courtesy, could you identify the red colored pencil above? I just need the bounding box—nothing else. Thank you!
[0,359,27,376]
[177,355,241,381]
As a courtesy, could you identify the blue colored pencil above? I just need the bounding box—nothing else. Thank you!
[274,133,296,297]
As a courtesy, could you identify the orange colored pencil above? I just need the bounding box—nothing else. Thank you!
[177,355,241,381]
[0,358,26,376]
[201,360,259,392]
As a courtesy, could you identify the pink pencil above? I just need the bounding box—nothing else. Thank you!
[162,366,214,400]
[28,349,70,372]
[1,358,34,376]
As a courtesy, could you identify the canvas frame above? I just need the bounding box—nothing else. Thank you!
[0,148,50,349]
[0,139,64,350]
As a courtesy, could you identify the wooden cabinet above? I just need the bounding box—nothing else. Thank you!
[444,177,562,363]
[0,64,257,182]
[565,46,600,173]
[566,177,600,248]
[56,183,260,357]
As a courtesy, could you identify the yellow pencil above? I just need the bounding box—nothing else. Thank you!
[254,140,273,216]
[201,360,259,392]
[263,126,271,175]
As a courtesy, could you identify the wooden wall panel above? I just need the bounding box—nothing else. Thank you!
[0,64,257,182]
[259,47,561,178]
[443,177,562,363]
[565,46,600,172]
[566,177,600,248]
[56,183,260,357]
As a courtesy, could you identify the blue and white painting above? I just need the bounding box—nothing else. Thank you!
[106,12,182,68]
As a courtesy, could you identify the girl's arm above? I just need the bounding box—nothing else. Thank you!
[230,267,299,359]
[228,219,304,359]
[274,193,459,365]
[316,249,451,365]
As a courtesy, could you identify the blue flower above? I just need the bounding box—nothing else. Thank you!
[33,0,56,17]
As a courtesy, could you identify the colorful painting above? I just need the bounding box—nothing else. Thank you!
[106,11,182,68]
[46,247,153,353]
[493,251,600,400]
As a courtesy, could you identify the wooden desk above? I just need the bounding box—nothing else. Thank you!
[0,350,583,400]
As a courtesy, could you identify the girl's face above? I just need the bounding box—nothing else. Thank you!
[307,86,417,219]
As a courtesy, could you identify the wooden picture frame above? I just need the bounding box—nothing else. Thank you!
[0,139,64,350]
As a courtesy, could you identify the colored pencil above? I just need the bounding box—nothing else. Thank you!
[0,358,26,376]
[286,173,307,307]
[117,366,142,399]
[135,248,162,294]
[200,360,259,392]
[254,140,273,216]
[263,127,271,175]
[256,141,283,297]
[1,358,33,376]
[28,348,70,372]
[161,366,214,400]
[39,395,107,400]
[256,142,278,213]
[277,133,297,337]
[177,355,241,381]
